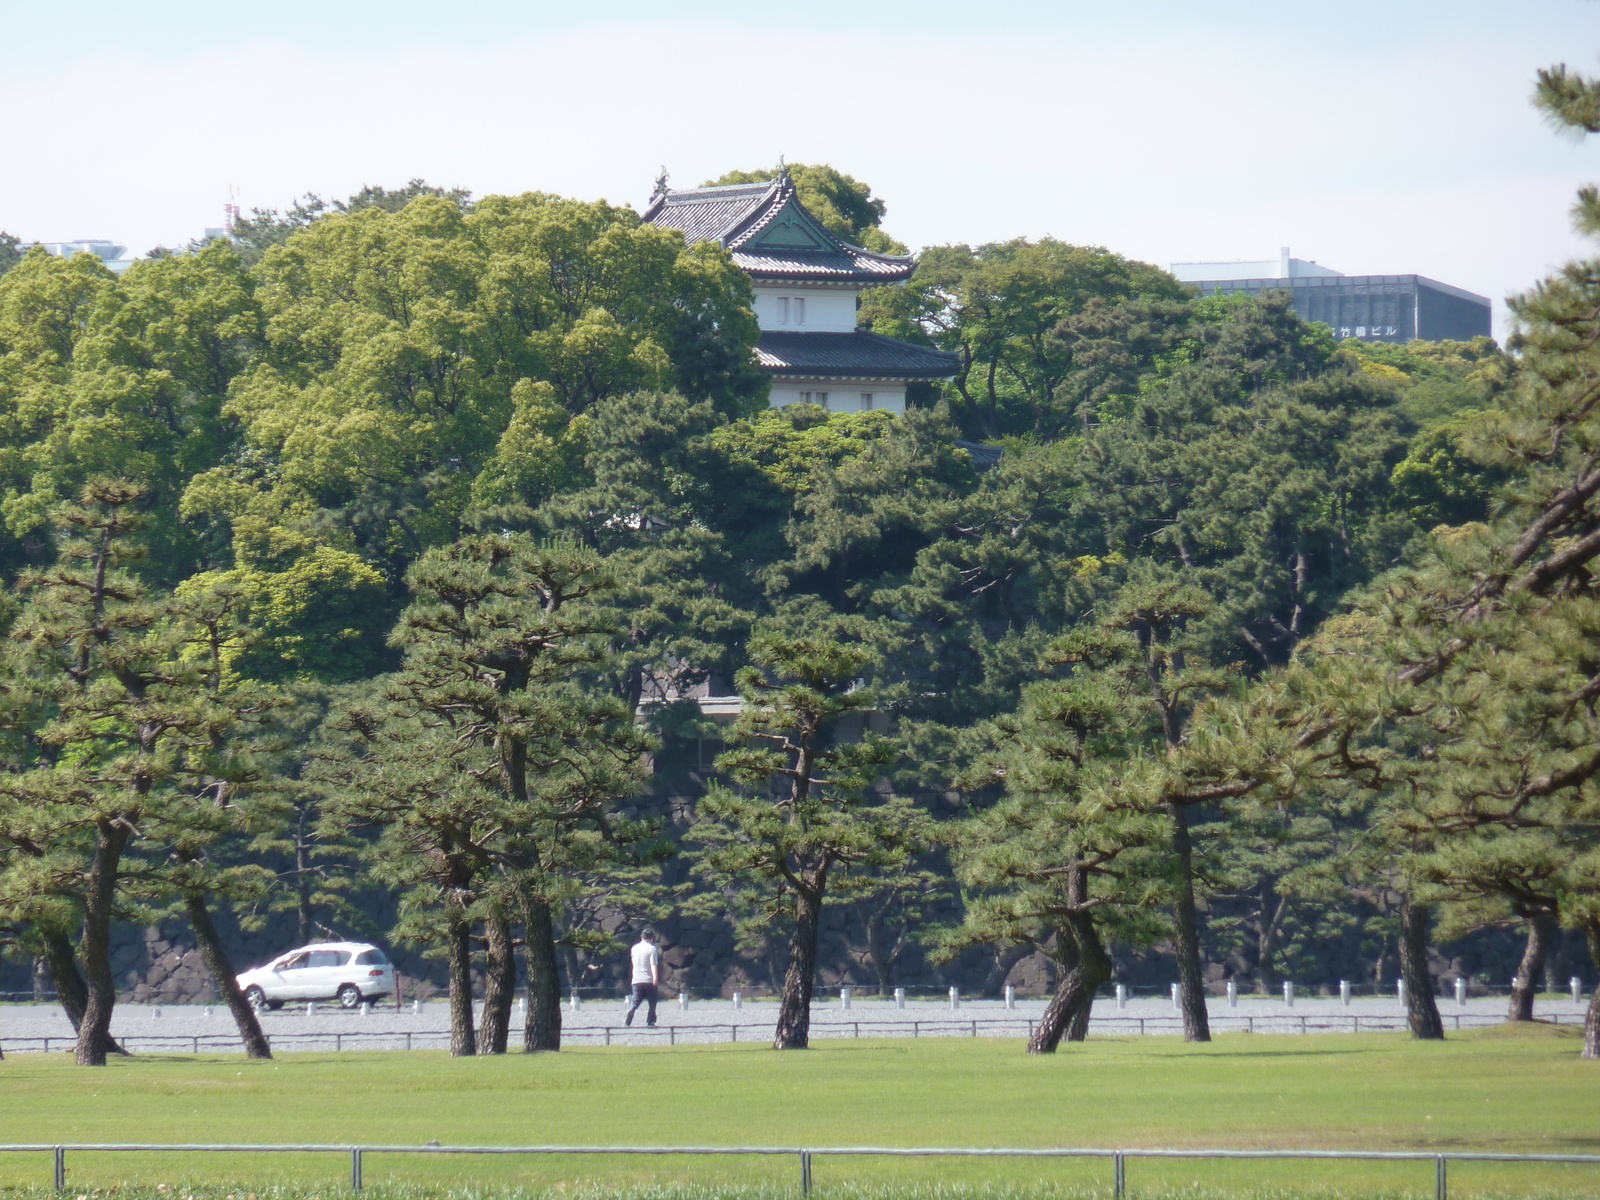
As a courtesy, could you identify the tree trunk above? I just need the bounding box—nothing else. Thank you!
[184,890,271,1059]
[1583,922,1600,1061]
[521,890,563,1052]
[446,907,476,1057]
[76,819,129,1067]
[1029,909,1112,1053]
[477,906,515,1055]
[1509,913,1556,1023]
[1399,893,1444,1040]
[864,905,896,990]
[42,928,125,1057]
[1166,801,1211,1042]
[1065,989,1095,1042]
[295,807,313,944]
[775,886,823,1050]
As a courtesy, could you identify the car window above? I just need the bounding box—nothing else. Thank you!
[355,949,388,965]
[279,952,309,971]
[307,950,343,969]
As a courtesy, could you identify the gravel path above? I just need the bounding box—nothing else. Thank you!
[2,993,1590,1053]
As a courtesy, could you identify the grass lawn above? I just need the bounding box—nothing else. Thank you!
[0,1024,1596,1198]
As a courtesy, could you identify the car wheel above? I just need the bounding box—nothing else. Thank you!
[337,984,362,1009]
[244,986,267,1011]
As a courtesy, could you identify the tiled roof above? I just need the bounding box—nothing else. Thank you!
[755,331,959,380]
[642,177,915,284]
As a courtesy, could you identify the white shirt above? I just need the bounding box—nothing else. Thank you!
[631,940,661,985]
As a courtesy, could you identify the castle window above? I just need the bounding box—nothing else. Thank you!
[793,297,806,325]
[860,393,874,410]
[778,297,790,324]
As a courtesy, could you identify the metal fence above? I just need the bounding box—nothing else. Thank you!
[2,1010,1590,1055]
[2,1141,1598,1200]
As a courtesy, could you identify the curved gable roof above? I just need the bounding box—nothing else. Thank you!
[642,176,914,284]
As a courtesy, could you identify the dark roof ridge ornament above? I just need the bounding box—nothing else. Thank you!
[775,157,793,191]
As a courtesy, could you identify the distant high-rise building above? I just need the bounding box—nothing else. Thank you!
[33,239,134,275]
[1170,248,1491,344]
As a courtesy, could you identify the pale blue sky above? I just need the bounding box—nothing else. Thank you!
[4,1,1600,334]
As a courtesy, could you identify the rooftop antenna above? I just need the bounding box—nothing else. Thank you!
[224,183,241,235]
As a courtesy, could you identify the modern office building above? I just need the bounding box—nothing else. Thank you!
[643,170,958,413]
[1170,248,1491,344]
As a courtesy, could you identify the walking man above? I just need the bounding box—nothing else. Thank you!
[625,928,662,1027]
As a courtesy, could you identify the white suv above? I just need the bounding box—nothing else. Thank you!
[237,942,395,1010]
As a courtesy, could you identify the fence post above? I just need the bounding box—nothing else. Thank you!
[53,1146,64,1191]
[669,1026,676,1046]
[800,1150,813,1196]
[351,1148,364,1191]
[1436,1154,1447,1200]
[1113,1151,1125,1199]
[732,1025,737,1043]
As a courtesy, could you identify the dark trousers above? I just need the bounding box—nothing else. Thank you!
[628,982,659,1025]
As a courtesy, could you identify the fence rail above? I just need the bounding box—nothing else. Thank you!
[2,1141,1597,1200]
[1,1011,1588,1056]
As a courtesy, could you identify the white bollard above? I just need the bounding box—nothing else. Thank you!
[1170,982,1180,1011]
[306,1002,315,1016]
[732,991,742,1010]
[1004,985,1015,1010]
[1283,981,1294,1008]
[1340,980,1350,1006]
[203,1007,212,1019]
[1573,976,1582,1004]
[894,987,905,1010]
[678,991,688,1010]
[1397,980,1406,1006]
[361,1001,372,1016]
[1455,977,1467,1008]
[1116,984,1127,1011]
[841,987,851,1010]
[412,998,422,1015]
[570,993,580,1012]
[949,986,960,1010]
[1227,981,1237,1009]
[518,996,526,1014]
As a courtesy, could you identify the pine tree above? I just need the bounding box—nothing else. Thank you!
[689,601,932,1050]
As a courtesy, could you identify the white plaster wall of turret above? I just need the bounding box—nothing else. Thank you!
[766,379,906,415]
[751,285,858,332]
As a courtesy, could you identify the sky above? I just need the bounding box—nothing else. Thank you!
[3,1,1599,336]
